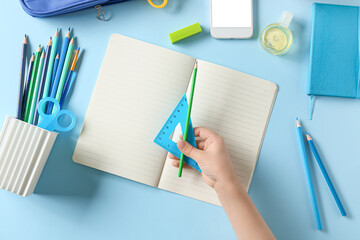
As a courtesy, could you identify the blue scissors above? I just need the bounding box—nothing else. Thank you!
[37,97,76,132]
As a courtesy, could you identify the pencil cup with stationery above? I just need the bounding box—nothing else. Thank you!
[0,28,81,196]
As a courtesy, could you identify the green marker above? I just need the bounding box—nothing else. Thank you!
[169,23,202,44]
[54,37,74,112]
[178,61,198,177]
[24,45,41,122]
[28,51,45,124]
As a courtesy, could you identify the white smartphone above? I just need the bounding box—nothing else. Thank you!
[211,0,253,39]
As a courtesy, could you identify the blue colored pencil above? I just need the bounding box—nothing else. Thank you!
[296,118,322,230]
[306,132,347,216]
[33,38,52,125]
[47,28,71,113]
[67,71,77,98]
[59,47,79,107]
[60,71,77,107]
[17,35,27,120]
[21,53,34,120]
[51,53,60,86]
[59,71,73,108]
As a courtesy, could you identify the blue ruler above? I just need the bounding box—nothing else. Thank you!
[154,94,200,172]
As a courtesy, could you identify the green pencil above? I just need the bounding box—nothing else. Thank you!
[43,29,59,100]
[28,51,45,124]
[178,61,198,177]
[24,45,41,122]
[53,37,74,112]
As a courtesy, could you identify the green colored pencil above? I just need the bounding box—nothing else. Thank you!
[28,51,45,124]
[24,45,41,122]
[43,29,59,101]
[178,61,198,177]
[53,37,75,112]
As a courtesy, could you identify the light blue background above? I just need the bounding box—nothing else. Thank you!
[1,0,359,239]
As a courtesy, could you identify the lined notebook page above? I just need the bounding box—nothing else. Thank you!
[158,60,278,205]
[73,34,195,187]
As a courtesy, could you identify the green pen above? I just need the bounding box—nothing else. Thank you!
[178,61,198,177]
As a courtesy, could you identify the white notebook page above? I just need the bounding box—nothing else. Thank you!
[73,34,195,186]
[158,60,278,205]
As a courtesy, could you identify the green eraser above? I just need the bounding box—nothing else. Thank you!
[169,23,202,44]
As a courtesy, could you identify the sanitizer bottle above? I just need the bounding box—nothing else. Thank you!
[260,11,293,55]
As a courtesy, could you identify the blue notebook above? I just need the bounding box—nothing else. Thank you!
[308,3,359,99]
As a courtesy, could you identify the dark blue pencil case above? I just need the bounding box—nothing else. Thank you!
[19,0,129,17]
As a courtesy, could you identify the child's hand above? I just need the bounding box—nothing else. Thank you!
[169,127,238,189]
[170,127,276,240]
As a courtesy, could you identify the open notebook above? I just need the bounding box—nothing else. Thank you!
[73,34,278,206]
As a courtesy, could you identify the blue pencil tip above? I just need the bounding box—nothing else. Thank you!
[78,47,80,50]
[296,117,299,121]
[305,132,309,135]
[68,27,71,31]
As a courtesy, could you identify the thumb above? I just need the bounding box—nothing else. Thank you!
[177,140,202,160]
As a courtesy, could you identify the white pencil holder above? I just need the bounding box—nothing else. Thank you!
[0,116,57,197]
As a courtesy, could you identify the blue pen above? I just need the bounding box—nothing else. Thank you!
[296,118,322,230]
[306,132,347,216]
[47,28,71,113]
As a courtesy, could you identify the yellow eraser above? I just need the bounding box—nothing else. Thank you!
[169,23,202,44]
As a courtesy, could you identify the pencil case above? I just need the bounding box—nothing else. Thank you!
[0,116,57,196]
[19,0,129,18]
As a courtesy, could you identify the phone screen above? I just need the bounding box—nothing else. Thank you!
[212,0,252,28]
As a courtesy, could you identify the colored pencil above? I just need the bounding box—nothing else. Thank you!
[17,35,27,120]
[296,118,322,230]
[21,54,34,120]
[33,38,52,125]
[47,28,71,113]
[67,71,77,99]
[54,37,75,109]
[24,45,41,122]
[178,61,198,177]
[306,132,347,216]
[60,47,79,107]
[52,52,60,82]
[43,29,59,101]
[51,53,60,90]
[28,51,45,124]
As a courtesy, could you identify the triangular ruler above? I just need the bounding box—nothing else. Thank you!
[154,94,200,172]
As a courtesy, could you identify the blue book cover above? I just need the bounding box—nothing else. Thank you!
[308,3,360,98]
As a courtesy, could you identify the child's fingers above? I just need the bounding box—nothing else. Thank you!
[177,138,205,150]
[194,127,215,140]
[168,153,179,160]
[171,160,180,167]
[178,127,215,142]
[196,140,205,150]
[171,160,191,169]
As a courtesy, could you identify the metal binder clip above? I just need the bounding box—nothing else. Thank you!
[95,5,106,21]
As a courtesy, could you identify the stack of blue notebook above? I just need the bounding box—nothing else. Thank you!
[308,3,360,117]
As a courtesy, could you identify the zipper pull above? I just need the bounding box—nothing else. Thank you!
[95,5,106,21]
